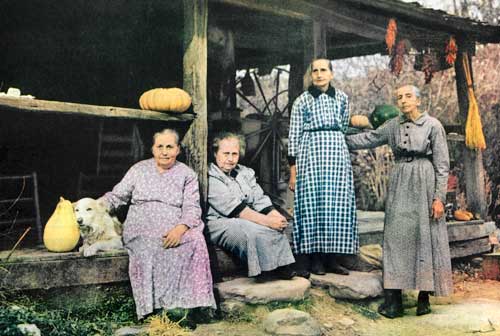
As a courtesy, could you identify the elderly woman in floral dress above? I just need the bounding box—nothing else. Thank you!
[100,128,216,319]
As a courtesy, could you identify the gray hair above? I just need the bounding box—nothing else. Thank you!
[153,128,180,145]
[211,132,246,158]
[397,85,421,98]
[303,58,333,90]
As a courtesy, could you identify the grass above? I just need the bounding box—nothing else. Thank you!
[0,284,137,336]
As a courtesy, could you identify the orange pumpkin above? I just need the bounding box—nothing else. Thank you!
[139,88,192,112]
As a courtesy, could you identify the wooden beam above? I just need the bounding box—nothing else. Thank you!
[454,37,487,218]
[0,97,194,122]
[183,0,209,199]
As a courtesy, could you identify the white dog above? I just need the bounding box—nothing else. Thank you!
[73,198,123,257]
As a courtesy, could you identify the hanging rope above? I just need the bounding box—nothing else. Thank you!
[463,53,486,150]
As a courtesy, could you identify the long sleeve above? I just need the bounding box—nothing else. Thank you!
[345,120,391,150]
[208,176,245,217]
[245,168,273,212]
[177,171,203,228]
[341,95,350,133]
[288,95,305,159]
[429,121,450,203]
[100,167,137,212]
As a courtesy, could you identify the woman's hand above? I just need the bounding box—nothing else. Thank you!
[289,165,297,191]
[431,199,445,220]
[265,213,288,232]
[162,224,189,248]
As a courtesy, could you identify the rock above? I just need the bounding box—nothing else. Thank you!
[220,300,248,317]
[262,308,322,336]
[337,245,383,272]
[114,326,147,336]
[17,324,41,336]
[215,277,310,304]
[412,299,500,333]
[310,271,383,300]
[338,317,355,327]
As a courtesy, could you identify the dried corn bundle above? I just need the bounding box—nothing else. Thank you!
[463,53,486,150]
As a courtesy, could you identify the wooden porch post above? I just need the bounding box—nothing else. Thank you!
[454,39,487,217]
[183,0,209,199]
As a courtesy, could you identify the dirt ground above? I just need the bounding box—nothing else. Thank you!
[194,260,500,336]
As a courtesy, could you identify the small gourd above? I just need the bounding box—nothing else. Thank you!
[350,115,371,129]
[453,209,474,221]
[43,197,80,252]
[139,88,192,113]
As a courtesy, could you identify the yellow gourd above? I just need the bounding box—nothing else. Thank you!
[139,88,192,113]
[454,209,474,221]
[43,197,80,252]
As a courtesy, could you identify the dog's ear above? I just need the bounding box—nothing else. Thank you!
[96,198,110,213]
[72,202,77,210]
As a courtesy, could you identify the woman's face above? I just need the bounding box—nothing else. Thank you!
[396,85,421,116]
[215,137,240,173]
[311,59,334,92]
[152,133,180,170]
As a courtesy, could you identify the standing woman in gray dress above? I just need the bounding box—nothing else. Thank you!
[346,85,453,318]
[206,132,297,280]
[288,58,358,276]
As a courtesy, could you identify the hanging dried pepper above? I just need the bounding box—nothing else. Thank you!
[390,39,406,76]
[421,53,436,84]
[445,36,458,65]
[385,18,397,54]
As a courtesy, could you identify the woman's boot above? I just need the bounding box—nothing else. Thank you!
[378,289,403,318]
[323,253,349,275]
[293,254,311,278]
[416,291,431,316]
[310,253,326,275]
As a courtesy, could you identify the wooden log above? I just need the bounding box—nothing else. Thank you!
[447,220,495,242]
[183,0,209,199]
[454,42,487,218]
[0,96,195,122]
[449,236,491,259]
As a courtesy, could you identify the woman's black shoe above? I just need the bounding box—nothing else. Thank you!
[323,255,350,275]
[378,289,404,318]
[275,265,297,280]
[310,253,326,275]
[293,254,311,278]
[416,291,432,316]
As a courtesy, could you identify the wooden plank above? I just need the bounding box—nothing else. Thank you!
[447,221,495,242]
[183,0,209,200]
[0,97,195,122]
[450,237,491,259]
[454,42,487,218]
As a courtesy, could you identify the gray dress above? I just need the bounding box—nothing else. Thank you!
[206,163,295,277]
[346,113,453,296]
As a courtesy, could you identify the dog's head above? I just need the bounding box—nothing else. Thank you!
[73,198,108,237]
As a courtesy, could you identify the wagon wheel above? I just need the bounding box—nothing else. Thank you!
[235,67,290,202]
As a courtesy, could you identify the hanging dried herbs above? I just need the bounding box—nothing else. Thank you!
[385,18,397,55]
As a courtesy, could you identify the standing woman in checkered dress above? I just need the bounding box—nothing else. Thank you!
[288,58,358,277]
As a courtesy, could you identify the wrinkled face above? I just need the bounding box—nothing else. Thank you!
[396,85,421,116]
[152,133,180,170]
[215,137,240,173]
[74,198,101,235]
[311,59,334,92]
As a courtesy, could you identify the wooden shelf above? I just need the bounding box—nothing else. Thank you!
[0,96,195,122]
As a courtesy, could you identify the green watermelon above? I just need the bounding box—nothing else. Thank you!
[369,104,400,129]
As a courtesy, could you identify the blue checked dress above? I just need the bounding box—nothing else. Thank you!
[288,86,358,255]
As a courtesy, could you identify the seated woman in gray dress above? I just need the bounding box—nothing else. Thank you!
[206,132,297,280]
[99,128,216,320]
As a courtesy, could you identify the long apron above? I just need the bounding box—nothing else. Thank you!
[293,129,358,255]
